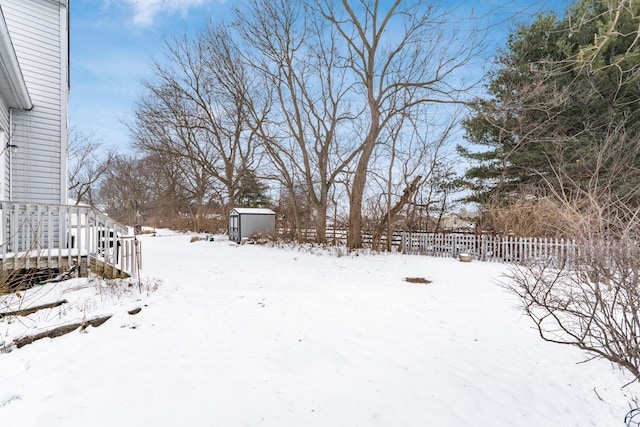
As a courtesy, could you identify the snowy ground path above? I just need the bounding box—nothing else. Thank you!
[1,231,638,426]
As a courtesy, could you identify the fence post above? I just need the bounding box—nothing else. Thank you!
[452,234,457,258]
[481,234,487,261]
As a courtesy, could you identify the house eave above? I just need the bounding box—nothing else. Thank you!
[0,7,32,111]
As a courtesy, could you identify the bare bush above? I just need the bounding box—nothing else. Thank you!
[503,120,640,384]
[504,152,640,383]
[505,230,640,383]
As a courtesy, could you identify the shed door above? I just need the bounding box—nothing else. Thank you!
[229,214,239,241]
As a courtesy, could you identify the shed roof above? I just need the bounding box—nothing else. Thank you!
[230,208,276,215]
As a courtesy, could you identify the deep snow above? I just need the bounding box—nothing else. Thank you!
[0,230,638,426]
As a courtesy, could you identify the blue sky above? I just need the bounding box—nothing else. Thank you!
[69,0,232,148]
[69,0,568,151]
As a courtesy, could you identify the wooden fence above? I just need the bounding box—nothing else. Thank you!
[400,231,578,265]
[281,228,405,247]
[277,227,578,265]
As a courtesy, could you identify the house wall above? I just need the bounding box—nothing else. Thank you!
[0,0,68,204]
[0,96,8,201]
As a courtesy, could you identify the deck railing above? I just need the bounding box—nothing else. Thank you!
[0,201,141,277]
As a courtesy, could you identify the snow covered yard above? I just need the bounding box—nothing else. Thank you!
[1,230,638,427]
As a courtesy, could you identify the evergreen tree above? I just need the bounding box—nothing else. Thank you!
[461,0,640,205]
[234,170,271,208]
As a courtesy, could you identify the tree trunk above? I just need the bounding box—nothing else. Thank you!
[347,122,379,249]
[288,188,304,242]
[315,197,328,244]
[347,160,370,249]
[372,175,422,250]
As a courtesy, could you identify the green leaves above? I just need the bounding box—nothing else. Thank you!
[461,0,640,206]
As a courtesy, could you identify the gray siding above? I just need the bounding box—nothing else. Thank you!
[229,209,276,243]
[0,0,68,204]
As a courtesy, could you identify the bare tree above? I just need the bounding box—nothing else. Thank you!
[96,152,220,231]
[97,155,155,225]
[129,25,258,220]
[68,127,114,206]
[369,108,455,250]
[506,218,640,384]
[141,152,193,228]
[236,0,360,243]
[316,0,483,248]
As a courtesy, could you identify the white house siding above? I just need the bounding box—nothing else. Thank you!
[0,0,68,204]
[0,95,9,201]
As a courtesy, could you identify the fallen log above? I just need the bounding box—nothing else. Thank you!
[0,300,68,319]
[128,307,142,315]
[12,315,113,349]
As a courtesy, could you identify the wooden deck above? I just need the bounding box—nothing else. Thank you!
[0,252,131,284]
[0,201,141,286]
[1,252,84,271]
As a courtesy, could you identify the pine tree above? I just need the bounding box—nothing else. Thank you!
[461,0,640,205]
[234,170,271,208]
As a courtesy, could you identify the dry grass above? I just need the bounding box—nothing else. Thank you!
[476,195,580,238]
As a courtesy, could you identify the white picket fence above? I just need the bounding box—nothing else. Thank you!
[400,231,578,265]
[280,227,579,265]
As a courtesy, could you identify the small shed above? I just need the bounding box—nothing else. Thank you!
[228,208,276,243]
